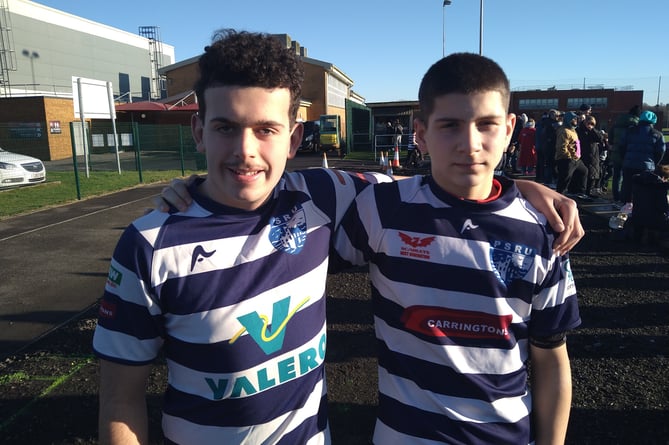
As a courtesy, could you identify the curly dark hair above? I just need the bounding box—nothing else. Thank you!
[418,53,510,123]
[194,29,304,122]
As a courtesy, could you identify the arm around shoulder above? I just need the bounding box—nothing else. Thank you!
[98,359,153,445]
[514,179,584,255]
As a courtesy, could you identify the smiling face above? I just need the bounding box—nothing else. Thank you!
[192,85,303,211]
[415,91,515,200]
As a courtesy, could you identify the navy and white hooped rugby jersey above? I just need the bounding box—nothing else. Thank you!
[333,175,581,445]
[93,168,388,445]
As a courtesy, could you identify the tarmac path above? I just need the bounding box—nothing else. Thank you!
[0,183,167,359]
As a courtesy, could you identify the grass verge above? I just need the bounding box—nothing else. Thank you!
[0,170,197,220]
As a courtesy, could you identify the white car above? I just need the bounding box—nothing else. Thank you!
[0,147,47,188]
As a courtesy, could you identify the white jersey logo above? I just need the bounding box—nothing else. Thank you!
[460,218,479,234]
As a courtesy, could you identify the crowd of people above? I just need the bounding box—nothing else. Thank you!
[502,103,668,239]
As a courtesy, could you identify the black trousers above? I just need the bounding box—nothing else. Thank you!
[556,158,587,194]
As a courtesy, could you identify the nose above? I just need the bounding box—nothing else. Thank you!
[235,128,259,159]
[460,124,482,155]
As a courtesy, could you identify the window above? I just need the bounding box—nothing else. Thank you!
[327,74,347,109]
[567,97,608,109]
[518,98,559,110]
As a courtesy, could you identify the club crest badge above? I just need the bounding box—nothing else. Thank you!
[490,240,535,286]
[269,205,307,254]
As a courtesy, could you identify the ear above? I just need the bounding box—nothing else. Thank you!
[505,113,516,148]
[287,122,304,159]
[191,113,205,153]
[414,117,428,154]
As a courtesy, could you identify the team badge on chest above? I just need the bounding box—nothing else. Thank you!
[490,240,535,286]
[269,205,307,254]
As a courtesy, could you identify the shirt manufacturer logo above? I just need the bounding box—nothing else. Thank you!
[190,245,216,272]
[460,218,479,234]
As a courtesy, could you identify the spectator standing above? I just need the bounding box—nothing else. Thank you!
[393,119,404,149]
[576,115,604,197]
[538,109,561,186]
[518,118,537,175]
[555,111,588,197]
[579,103,592,118]
[598,129,612,192]
[385,121,395,148]
[629,163,669,241]
[507,112,527,172]
[404,128,423,168]
[534,111,547,181]
[620,110,666,206]
[609,105,641,204]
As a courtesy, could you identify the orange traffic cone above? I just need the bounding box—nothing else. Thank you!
[322,152,329,168]
[392,147,401,168]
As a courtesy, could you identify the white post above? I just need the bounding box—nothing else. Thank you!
[76,78,90,178]
[107,82,121,174]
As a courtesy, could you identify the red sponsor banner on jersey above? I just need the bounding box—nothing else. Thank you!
[400,306,512,340]
[98,300,117,319]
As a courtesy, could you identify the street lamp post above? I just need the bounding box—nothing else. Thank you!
[21,49,39,92]
[442,0,452,57]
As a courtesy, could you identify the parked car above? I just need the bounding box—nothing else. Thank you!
[0,147,46,188]
[298,120,319,153]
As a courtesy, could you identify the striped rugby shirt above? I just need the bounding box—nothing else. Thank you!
[333,175,581,444]
[93,168,389,445]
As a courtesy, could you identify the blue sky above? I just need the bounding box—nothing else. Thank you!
[36,0,669,106]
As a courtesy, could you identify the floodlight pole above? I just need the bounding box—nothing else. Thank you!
[442,0,452,57]
[479,0,483,55]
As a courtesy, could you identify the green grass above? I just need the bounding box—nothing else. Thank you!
[0,170,197,219]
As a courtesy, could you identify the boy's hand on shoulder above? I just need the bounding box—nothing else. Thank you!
[515,180,584,255]
[152,174,199,213]
[551,196,584,256]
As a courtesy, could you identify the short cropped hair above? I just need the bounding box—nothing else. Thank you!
[418,53,510,122]
[194,29,304,122]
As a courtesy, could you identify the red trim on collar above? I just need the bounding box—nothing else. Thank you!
[474,178,502,203]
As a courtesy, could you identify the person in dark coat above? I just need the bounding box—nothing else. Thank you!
[621,110,666,205]
[628,164,669,242]
[576,115,604,197]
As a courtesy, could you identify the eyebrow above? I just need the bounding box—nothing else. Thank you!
[433,113,505,123]
[208,116,286,128]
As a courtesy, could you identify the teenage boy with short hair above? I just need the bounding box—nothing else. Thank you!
[332,53,580,444]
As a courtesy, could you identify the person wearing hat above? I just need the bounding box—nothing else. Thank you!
[579,103,592,116]
[620,110,666,206]
[555,111,588,198]
[576,114,604,197]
